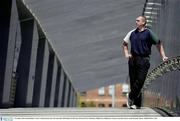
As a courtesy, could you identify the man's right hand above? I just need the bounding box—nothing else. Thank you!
[125,54,132,59]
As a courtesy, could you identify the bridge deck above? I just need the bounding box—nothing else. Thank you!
[0,107,162,118]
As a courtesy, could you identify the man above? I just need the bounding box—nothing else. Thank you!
[122,16,168,109]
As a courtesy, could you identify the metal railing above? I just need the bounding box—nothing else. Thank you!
[142,0,180,115]
[142,0,162,28]
[143,56,180,90]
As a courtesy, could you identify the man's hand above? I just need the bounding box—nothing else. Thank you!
[125,53,132,59]
[156,41,168,62]
[123,41,132,59]
[162,56,168,62]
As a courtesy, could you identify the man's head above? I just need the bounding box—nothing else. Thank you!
[135,16,146,29]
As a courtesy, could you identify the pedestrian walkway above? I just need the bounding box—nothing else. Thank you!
[0,107,162,118]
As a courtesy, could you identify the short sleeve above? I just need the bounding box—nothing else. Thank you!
[149,29,160,44]
[123,30,134,43]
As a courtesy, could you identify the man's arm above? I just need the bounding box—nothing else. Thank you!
[156,41,168,62]
[123,41,132,58]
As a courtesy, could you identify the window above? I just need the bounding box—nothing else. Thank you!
[98,103,105,107]
[122,83,129,94]
[98,87,105,96]
[109,104,112,107]
[108,85,114,96]
[80,92,86,96]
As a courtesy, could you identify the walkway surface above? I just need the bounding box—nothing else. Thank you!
[0,107,162,118]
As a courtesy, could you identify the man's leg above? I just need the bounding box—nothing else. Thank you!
[127,58,137,108]
[133,92,142,108]
[129,58,150,105]
[128,58,136,96]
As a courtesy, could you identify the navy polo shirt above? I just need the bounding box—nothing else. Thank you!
[124,28,160,57]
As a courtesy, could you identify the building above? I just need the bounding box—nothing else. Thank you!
[79,83,128,107]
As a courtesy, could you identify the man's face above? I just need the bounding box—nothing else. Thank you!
[135,16,145,28]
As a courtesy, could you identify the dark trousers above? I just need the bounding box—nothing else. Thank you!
[128,56,150,107]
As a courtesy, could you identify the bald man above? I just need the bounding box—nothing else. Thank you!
[122,16,168,109]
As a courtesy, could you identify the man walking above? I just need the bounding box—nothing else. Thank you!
[122,16,168,109]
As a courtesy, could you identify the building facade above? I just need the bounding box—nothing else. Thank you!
[79,84,127,107]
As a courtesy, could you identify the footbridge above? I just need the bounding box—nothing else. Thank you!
[0,0,180,118]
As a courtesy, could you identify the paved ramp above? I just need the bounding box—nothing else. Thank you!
[0,107,162,118]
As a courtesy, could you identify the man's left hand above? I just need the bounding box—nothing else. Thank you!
[162,56,168,62]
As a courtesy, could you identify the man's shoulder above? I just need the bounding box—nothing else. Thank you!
[124,29,136,42]
[128,28,136,33]
[127,29,136,35]
[145,28,152,33]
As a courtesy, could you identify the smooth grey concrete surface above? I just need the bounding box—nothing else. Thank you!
[23,0,146,92]
[0,107,162,117]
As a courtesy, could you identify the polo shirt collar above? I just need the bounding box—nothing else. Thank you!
[135,27,147,33]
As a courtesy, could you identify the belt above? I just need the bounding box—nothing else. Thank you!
[132,55,150,60]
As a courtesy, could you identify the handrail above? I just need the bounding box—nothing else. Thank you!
[142,0,161,28]
[143,56,180,90]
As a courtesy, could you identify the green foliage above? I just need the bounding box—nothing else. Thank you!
[80,101,96,107]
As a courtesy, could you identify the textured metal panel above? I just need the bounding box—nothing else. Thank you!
[69,86,74,107]
[57,70,65,107]
[26,21,39,106]
[1,0,18,107]
[73,93,77,107]
[54,65,62,107]
[32,38,46,107]
[1,0,77,108]
[64,79,69,107]
[143,0,180,114]
[61,73,67,107]
[23,0,145,91]
[45,52,55,107]
[0,0,12,106]
[50,57,58,107]
[39,40,49,107]
[14,19,36,107]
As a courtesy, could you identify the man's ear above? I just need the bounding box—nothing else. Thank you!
[143,21,146,26]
